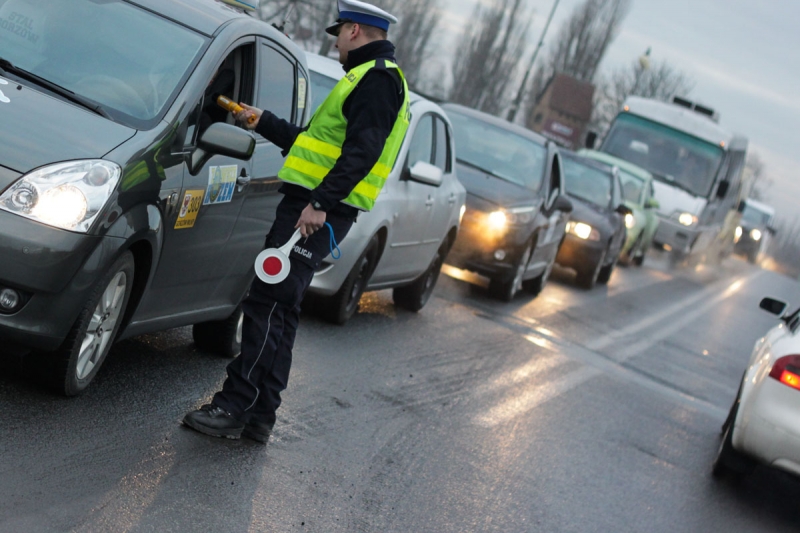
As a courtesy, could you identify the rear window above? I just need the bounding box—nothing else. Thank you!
[562,157,613,208]
[0,0,207,127]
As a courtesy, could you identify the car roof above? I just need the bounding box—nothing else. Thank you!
[577,149,653,180]
[127,0,253,36]
[304,52,423,104]
[440,103,548,146]
[561,150,614,175]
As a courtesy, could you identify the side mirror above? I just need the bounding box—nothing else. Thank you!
[737,199,746,212]
[552,195,573,214]
[644,197,660,209]
[408,161,443,187]
[585,131,598,149]
[189,123,256,174]
[615,204,633,216]
[716,181,730,199]
[760,297,788,317]
[768,225,777,236]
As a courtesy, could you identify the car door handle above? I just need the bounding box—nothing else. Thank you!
[237,171,251,192]
[448,193,456,204]
[425,198,435,207]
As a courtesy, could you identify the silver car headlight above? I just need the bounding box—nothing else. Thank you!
[0,160,121,233]
[566,221,600,241]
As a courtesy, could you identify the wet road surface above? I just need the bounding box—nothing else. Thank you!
[2,251,800,532]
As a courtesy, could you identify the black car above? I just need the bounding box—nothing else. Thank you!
[556,152,630,289]
[734,198,776,264]
[442,104,572,301]
[0,0,310,394]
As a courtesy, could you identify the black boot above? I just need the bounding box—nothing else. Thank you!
[183,404,244,439]
[243,420,273,444]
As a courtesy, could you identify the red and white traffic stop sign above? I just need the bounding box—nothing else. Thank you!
[254,229,303,284]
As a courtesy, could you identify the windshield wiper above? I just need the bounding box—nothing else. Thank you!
[0,58,111,119]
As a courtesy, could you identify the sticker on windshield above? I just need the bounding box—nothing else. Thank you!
[175,189,204,229]
[297,78,307,110]
[203,165,237,205]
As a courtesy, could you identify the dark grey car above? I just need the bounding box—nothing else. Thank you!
[0,0,310,394]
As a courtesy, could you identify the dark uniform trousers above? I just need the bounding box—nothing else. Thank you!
[212,195,353,426]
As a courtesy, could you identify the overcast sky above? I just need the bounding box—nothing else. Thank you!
[438,0,799,219]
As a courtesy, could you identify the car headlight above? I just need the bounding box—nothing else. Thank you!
[750,228,762,241]
[459,204,466,223]
[486,206,535,231]
[487,210,507,231]
[566,221,600,241]
[677,212,698,227]
[624,213,635,229]
[0,160,121,233]
[735,226,743,242]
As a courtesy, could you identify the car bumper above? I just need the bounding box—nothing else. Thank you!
[736,378,800,476]
[734,236,760,256]
[653,218,699,254]
[0,211,123,352]
[555,234,605,271]
[446,213,531,281]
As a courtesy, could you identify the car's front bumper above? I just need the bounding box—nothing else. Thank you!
[736,378,800,477]
[446,210,531,281]
[555,234,605,272]
[0,210,123,352]
[653,217,699,254]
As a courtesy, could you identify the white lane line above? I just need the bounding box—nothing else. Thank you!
[475,271,763,427]
[586,271,762,352]
[476,367,600,427]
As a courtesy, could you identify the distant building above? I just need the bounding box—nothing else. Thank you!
[528,73,595,150]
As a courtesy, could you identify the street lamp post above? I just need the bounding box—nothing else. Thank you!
[630,47,651,96]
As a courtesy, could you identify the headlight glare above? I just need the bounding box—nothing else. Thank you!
[750,228,762,241]
[677,212,698,227]
[488,210,507,231]
[624,213,635,229]
[735,226,743,240]
[0,160,121,232]
[567,221,600,241]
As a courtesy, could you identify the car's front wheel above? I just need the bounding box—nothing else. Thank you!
[576,248,606,290]
[393,239,449,312]
[42,251,135,396]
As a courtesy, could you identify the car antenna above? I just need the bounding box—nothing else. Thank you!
[272,3,294,34]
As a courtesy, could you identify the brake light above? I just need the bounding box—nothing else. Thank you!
[769,355,800,391]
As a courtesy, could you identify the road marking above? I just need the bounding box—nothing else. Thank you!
[474,271,764,427]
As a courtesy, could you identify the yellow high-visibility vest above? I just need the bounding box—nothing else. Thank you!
[278,59,410,211]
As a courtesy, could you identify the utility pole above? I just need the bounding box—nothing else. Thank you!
[630,47,652,96]
[506,0,560,123]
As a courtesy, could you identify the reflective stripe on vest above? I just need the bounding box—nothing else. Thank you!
[278,59,410,211]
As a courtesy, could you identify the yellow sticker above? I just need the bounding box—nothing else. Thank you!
[174,189,204,229]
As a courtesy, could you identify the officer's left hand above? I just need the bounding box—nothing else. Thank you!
[296,204,326,237]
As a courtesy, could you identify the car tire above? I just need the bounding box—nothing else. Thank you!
[488,242,533,302]
[622,233,644,267]
[522,259,553,297]
[192,305,244,358]
[317,234,381,325]
[712,401,755,479]
[576,248,606,290]
[42,251,135,396]
[597,254,617,285]
[393,239,449,312]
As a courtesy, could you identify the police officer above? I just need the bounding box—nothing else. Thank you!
[183,0,410,443]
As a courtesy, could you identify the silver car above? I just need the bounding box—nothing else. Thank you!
[303,53,466,324]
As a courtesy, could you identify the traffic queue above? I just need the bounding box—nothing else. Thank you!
[0,0,763,418]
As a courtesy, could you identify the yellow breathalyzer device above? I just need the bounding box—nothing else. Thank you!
[217,95,257,124]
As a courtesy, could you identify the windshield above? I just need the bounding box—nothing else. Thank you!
[741,204,771,227]
[603,113,725,198]
[0,0,206,126]
[562,156,613,208]
[618,169,644,204]
[447,109,547,190]
[308,70,338,115]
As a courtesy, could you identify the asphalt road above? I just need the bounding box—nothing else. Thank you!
[2,251,800,533]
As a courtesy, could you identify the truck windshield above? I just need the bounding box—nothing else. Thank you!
[447,110,547,191]
[0,0,206,126]
[741,204,771,227]
[603,113,724,198]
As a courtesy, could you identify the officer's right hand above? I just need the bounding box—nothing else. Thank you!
[235,103,262,130]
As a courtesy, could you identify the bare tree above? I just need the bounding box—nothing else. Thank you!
[449,0,534,115]
[591,58,695,133]
[378,0,442,83]
[255,0,337,54]
[524,0,630,127]
[743,151,773,201]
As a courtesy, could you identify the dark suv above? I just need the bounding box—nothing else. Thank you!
[442,104,572,301]
[0,0,310,394]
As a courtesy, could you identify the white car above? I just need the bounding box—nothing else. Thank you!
[302,53,466,324]
[713,297,800,478]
